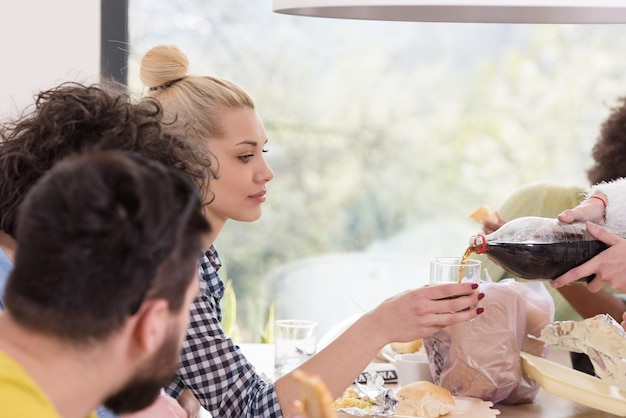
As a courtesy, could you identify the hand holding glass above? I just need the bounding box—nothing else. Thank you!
[430,257,481,313]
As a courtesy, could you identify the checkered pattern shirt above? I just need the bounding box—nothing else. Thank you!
[165,245,283,418]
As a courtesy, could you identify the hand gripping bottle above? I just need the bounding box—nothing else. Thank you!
[468,216,611,282]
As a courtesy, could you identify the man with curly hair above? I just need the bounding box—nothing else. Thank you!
[0,82,214,417]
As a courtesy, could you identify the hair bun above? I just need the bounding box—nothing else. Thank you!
[140,44,189,90]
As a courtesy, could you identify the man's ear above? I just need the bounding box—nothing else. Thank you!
[132,299,170,355]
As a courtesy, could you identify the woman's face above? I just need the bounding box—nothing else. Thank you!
[204,106,274,227]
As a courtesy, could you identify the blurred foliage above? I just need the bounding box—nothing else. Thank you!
[260,304,275,345]
[220,279,239,341]
[129,0,626,341]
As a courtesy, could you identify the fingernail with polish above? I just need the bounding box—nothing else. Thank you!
[476,307,485,315]
[478,292,485,300]
[471,283,479,290]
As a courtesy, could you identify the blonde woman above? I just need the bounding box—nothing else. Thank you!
[141,44,484,417]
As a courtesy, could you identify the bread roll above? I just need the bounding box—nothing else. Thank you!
[469,205,498,224]
[391,339,423,354]
[292,369,337,418]
[395,381,455,418]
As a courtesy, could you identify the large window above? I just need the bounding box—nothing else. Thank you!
[128,0,626,341]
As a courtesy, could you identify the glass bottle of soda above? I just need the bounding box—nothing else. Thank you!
[468,216,616,282]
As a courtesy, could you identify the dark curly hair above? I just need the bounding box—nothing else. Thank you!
[0,82,214,237]
[587,96,626,184]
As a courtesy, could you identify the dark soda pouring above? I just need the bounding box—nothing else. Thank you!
[458,247,473,282]
[467,216,614,283]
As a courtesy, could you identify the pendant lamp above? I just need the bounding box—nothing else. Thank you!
[272,0,626,24]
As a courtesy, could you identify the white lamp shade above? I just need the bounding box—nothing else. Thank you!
[272,0,626,24]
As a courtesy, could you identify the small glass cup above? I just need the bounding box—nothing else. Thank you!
[274,319,317,376]
[430,257,481,315]
[430,257,481,285]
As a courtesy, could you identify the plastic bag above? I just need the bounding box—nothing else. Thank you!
[423,278,555,405]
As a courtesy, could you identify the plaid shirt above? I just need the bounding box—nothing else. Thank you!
[166,245,283,418]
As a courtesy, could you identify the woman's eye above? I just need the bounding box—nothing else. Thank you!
[238,147,267,162]
[238,153,253,163]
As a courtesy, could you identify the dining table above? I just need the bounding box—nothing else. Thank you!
[236,343,624,418]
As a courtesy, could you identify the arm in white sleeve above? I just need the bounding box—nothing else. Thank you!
[588,177,626,231]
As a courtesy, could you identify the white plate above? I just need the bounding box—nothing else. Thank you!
[378,344,427,365]
[336,396,499,418]
[379,344,400,364]
[520,351,626,416]
[445,397,500,418]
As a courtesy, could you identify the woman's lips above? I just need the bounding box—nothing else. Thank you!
[249,190,267,203]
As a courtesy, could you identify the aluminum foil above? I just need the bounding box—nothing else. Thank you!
[334,372,399,417]
[536,313,626,391]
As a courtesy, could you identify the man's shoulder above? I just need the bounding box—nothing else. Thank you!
[0,351,61,418]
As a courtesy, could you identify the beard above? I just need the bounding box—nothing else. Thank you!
[103,326,182,414]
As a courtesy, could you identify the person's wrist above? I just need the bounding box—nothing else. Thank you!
[354,310,389,350]
[588,194,607,208]
[587,193,607,222]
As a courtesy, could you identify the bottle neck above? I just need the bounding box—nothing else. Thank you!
[472,234,487,254]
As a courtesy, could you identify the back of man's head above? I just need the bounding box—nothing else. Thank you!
[4,150,210,342]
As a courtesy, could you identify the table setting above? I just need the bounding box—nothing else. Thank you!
[234,257,626,418]
[235,254,626,418]
[238,342,624,418]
